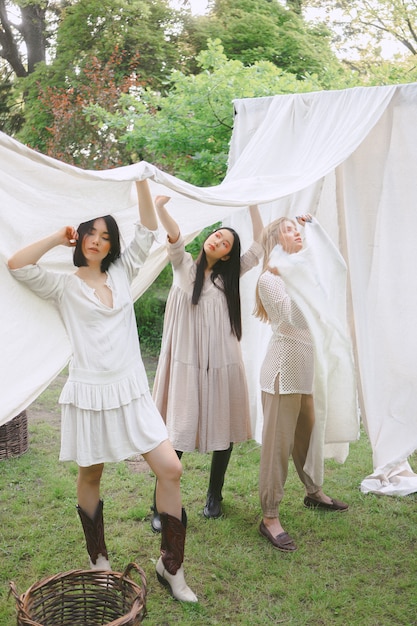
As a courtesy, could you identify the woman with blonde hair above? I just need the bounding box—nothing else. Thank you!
[254,214,348,553]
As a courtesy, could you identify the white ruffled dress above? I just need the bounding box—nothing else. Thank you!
[11,224,168,467]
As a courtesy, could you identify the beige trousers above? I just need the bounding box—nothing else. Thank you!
[259,377,320,518]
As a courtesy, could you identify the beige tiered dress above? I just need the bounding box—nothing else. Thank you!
[152,234,262,453]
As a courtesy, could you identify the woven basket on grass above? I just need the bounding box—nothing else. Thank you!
[9,563,147,626]
[0,410,28,461]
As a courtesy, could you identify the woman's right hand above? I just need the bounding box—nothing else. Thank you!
[267,265,280,276]
[154,195,180,243]
[8,226,78,269]
[59,226,78,247]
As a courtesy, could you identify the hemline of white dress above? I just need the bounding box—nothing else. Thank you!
[59,388,169,467]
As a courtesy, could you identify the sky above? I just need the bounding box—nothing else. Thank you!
[170,0,209,13]
[189,0,210,12]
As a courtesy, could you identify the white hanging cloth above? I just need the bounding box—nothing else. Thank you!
[1,82,417,495]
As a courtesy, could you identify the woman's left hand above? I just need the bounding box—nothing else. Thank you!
[296,214,313,226]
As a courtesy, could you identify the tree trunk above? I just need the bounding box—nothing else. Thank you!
[0,0,47,77]
[0,0,28,77]
[21,4,46,73]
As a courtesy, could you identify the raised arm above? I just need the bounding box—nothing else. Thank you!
[7,226,78,270]
[154,195,180,243]
[135,179,158,231]
[249,205,263,243]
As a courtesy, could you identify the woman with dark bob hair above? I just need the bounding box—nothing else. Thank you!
[73,215,121,271]
[149,195,263,531]
[7,180,197,603]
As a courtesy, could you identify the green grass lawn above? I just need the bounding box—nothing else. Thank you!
[1,373,417,625]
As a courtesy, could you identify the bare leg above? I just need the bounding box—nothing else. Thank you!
[76,463,110,569]
[77,463,104,517]
[144,440,197,602]
[143,440,182,520]
[150,449,183,533]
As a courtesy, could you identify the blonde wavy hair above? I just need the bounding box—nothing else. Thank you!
[253,217,297,323]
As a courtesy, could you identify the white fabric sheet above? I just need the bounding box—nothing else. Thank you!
[228,83,417,496]
[265,220,359,486]
[2,82,417,495]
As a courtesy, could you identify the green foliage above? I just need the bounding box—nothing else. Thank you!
[183,0,341,79]
[303,0,417,69]
[13,64,57,153]
[11,0,190,148]
[0,67,23,135]
[89,40,328,184]
[335,0,417,57]
[134,264,171,354]
[54,0,187,91]
[17,49,145,165]
[353,55,417,86]
[4,0,417,148]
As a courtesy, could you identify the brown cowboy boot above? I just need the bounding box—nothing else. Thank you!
[76,499,111,570]
[156,509,197,602]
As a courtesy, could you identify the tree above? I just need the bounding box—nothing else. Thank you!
[32,50,143,168]
[0,0,65,78]
[286,0,303,15]
[53,0,188,90]
[302,0,417,59]
[85,40,339,185]
[14,0,190,146]
[180,0,341,79]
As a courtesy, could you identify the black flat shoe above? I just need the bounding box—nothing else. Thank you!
[203,494,222,519]
[303,495,349,512]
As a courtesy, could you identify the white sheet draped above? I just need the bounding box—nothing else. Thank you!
[265,221,359,486]
[228,83,417,496]
[1,82,417,495]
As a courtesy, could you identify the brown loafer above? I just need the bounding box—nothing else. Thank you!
[259,521,297,552]
[303,495,349,512]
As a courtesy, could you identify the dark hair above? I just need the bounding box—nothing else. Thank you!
[192,227,242,340]
[73,215,121,272]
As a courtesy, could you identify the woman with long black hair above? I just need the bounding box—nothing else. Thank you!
[150,196,263,530]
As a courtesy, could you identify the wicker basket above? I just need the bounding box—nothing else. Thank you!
[9,563,147,626]
[0,411,28,461]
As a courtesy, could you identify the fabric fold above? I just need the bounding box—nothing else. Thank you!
[2,82,417,497]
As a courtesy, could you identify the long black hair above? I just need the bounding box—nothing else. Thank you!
[192,227,243,340]
[73,215,121,272]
